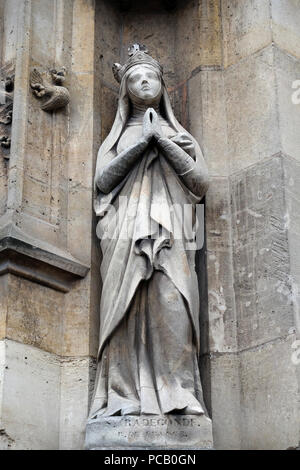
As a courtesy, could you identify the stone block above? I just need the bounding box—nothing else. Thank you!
[59,356,92,450]
[171,82,188,129]
[275,47,300,161]
[68,72,95,182]
[239,335,299,449]
[31,0,55,67]
[0,339,61,450]
[222,0,272,68]
[224,46,279,173]
[272,0,300,60]
[63,275,91,357]
[71,0,95,74]
[0,173,7,222]
[210,352,241,450]
[206,177,232,251]
[2,0,19,63]
[230,157,285,247]
[283,156,300,334]
[67,187,93,265]
[99,85,118,142]
[175,0,222,81]
[122,7,177,89]
[6,274,64,354]
[95,0,121,88]
[0,275,7,340]
[189,70,228,177]
[23,93,69,247]
[206,178,237,353]
[231,157,295,349]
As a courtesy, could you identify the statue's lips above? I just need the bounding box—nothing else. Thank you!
[141,85,150,91]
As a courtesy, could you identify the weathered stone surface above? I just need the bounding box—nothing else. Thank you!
[85,415,213,450]
[275,47,300,161]
[0,1,17,211]
[222,0,272,68]
[59,356,94,450]
[283,155,300,335]
[0,339,61,450]
[271,0,300,60]
[1,0,18,64]
[0,338,95,450]
[175,0,222,80]
[21,0,71,250]
[239,335,299,450]
[206,177,237,353]
[230,156,295,350]
[224,46,279,173]
[122,5,177,89]
[63,275,92,357]
[170,81,189,129]
[209,352,241,450]
[98,85,118,143]
[0,162,7,217]
[31,0,56,66]
[0,274,7,340]
[95,0,121,89]
[5,274,63,353]
[0,230,89,291]
[189,70,229,177]
[71,0,95,74]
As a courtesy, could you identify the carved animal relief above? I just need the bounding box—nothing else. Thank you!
[30,67,70,112]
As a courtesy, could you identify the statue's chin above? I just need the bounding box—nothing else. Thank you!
[128,88,162,107]
[141,95,159,105]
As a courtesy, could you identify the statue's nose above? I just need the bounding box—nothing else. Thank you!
[142,79,148,85]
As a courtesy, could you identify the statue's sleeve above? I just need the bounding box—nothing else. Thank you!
[157,134,209,200]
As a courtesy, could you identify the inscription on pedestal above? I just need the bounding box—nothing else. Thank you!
[85,415,213,450]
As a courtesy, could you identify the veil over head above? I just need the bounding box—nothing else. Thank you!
[94,65,204,216]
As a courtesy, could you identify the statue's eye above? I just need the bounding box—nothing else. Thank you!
[146,72,156,79]
[130,73,141,82]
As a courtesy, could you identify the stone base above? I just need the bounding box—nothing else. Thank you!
[85,415,213,450]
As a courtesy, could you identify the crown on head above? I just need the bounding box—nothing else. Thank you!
[112,44,163,83]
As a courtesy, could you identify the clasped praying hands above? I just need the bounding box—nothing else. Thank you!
[142,108,196,162]
[142,108,163,143]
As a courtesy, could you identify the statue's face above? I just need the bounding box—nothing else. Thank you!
[127,65,162,104]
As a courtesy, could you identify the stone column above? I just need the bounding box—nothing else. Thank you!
[0,0,97,450]
[188,0,300,450]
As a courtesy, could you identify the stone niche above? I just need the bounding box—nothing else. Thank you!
[93,0,221,423]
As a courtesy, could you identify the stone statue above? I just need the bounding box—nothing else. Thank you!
[87,45,210,448]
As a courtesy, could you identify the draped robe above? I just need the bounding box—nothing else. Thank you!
[89,117,207,418]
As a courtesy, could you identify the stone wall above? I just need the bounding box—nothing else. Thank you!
[0,0,299,450]
[200,0,300,449]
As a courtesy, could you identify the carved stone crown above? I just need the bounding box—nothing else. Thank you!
[112,44,163,83]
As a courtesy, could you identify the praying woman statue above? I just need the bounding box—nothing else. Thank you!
[89,44,209,418]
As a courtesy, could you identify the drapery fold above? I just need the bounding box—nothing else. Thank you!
[96,149,200,362]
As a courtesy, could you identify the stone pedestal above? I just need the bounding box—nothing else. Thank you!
[85,415,213,450]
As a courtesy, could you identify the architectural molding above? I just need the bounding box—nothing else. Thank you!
[0,227,89,292]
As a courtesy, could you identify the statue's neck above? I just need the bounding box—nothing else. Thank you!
[130,102,161,121]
